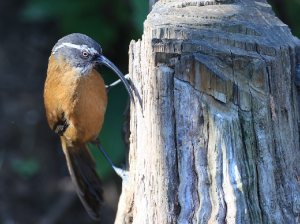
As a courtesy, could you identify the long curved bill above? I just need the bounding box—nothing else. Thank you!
[96,55,135,106]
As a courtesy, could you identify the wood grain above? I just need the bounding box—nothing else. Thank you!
[116,0,300,223]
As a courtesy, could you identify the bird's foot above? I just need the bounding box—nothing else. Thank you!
[112,166,129,185]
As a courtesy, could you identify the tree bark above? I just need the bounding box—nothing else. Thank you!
[149,0,159,12]
[115,0,300,223]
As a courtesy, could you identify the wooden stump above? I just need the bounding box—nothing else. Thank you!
[115,0,300,223]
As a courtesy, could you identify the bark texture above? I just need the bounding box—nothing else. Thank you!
[115,0,300,223]
[149,0,160,12]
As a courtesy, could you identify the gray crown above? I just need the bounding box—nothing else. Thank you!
[51,33,102,75]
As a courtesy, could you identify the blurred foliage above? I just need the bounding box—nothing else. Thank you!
[131,0,149,33]
[20,0,148,180]
[11,158,40,179]
[268,0,300,38]
[20,0,148,56]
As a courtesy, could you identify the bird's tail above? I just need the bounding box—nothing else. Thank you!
[60,137,103,220]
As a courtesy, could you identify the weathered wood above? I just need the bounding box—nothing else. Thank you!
[149,0,160,12]
[115,0,300,223]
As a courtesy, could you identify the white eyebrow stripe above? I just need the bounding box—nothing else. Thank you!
[52,42,98,55]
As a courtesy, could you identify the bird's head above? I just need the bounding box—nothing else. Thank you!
[51,33,135,104]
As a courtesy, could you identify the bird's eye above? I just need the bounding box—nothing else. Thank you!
[82,52,89,57]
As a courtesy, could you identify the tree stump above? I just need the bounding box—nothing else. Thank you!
[115,0,300,223]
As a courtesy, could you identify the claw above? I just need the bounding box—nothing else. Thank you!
[112,166,129,185]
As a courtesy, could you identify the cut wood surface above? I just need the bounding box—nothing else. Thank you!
[115,0,300,223]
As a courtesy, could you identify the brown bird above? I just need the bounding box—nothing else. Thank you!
[44,33,135,220]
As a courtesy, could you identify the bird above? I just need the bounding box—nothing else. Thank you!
[44,33,135,220]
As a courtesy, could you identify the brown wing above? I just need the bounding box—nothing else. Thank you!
[44,55,70,135]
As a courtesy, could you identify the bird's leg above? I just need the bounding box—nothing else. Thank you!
[90,139,129,183]
[105,73,143,113]
[98,145,129,184]
[90,138,101,146]
[106,74,130,92]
